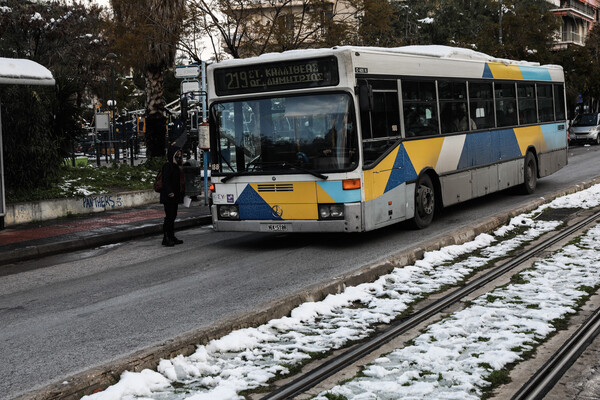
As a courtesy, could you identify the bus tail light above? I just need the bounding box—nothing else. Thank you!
[209,183,215,192]
[343,179,361,190]
[218,205,239,220]
[318,204,344,220]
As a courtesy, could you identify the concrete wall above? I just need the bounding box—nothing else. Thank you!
[4,190,159,226]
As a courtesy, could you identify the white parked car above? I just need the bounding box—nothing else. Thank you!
[569,113,600,145]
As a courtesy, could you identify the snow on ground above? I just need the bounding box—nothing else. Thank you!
[82,184,600,400]
[317,218,600,399]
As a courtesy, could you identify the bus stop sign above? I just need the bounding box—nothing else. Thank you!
[175,65,200,79]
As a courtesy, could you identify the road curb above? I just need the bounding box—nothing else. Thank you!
[0,216,212,267]
[17,177,600,400]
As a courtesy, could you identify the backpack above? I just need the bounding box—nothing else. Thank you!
[153,170,163,193]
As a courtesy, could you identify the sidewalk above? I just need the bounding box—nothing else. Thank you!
[0,201,212,266]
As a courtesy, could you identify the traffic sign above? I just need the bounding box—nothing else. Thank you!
[175,65,200,79]
[181,80,200,93]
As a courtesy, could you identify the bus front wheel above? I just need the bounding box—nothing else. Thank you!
[412,174,435,229]
[522,151,537,195]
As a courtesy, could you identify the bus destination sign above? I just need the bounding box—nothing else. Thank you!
[214,56,339,95]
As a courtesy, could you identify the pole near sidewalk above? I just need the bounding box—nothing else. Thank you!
[0,101,5,229]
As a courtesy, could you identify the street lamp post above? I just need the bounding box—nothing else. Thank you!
[106,53,118,161]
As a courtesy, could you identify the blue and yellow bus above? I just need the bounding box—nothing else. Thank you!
[207,46,567,232]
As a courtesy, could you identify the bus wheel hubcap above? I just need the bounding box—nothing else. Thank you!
[418,185,434,215]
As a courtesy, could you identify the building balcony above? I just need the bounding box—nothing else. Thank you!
[551,0,596,22]
[554,30,586,47]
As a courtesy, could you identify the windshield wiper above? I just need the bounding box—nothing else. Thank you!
[220,172,247,183]
[278,162,328,180]
[220,160,328,183]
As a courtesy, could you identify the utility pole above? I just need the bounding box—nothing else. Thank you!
[499,0,503,44]
[106,53,118,161]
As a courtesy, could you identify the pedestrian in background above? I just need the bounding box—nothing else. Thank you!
[160,144,185,246]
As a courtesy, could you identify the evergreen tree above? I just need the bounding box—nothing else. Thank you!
[492,0,560,63]
[110,0,186,159]
[0,0,108,192]
[357,0,398,47]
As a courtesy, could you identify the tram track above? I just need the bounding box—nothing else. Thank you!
[261,208,600,400]
[511,306,600,400]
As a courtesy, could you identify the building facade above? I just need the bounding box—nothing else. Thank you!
[549,0,600,48]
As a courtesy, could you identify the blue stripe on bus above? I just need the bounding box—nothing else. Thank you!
[317,181,361,203]
[482,63,494,79]
[519,66,552,81]
[385,144,417,192]
[236,185,281,220]
[493,128,523,159]
[541,123,567,150]
[457,129,521,170]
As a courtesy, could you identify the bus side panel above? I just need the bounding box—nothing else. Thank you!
[538,149,568,178]
[498,159,523,189]
[472,165,499,197]
[441,171,473,207]
[363,185,407,231]
[363,145,409,231]
[538,123,568,177]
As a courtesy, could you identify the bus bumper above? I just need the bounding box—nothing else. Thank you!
[211,203,363,233]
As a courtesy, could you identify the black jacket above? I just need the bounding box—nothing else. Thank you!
[160,146,184,204]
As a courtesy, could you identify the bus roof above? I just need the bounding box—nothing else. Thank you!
[210,45,561,70]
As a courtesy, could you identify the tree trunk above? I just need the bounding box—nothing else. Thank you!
[145,67,167,159]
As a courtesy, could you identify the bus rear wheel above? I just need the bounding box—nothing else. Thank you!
[522,151,537,195]
[412,174,435,229]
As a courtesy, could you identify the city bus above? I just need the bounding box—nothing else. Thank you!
[207,46,568,232]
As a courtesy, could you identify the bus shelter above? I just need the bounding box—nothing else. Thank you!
[0,57,55,229]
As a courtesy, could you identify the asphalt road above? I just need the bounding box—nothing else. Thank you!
[1,144,600,400]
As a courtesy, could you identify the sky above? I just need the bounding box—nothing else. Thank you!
[80,183,600,400]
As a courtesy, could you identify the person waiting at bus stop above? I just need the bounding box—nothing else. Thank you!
[160,143,185,247]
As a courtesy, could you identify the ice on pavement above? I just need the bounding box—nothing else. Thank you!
[82,183,600,400]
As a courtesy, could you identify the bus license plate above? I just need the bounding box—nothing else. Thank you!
[262,223,291,232]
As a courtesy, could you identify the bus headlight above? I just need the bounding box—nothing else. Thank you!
[218,205,240,220]
[318,204,344,220]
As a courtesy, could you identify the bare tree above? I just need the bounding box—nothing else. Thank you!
[185,0,358,60]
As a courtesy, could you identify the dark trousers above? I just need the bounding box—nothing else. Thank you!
[163,203,179,237]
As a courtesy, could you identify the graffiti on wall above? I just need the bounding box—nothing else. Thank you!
[82,195,123,209]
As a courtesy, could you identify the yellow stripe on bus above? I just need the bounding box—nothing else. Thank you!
[275,203,319,220]
[404,137,445,176]
[249,182,317,204]
[514,126,547,155]
[363,146,400,201]
[487,62,524,80]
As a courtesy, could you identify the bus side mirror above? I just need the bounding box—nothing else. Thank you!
[359,85,373,112]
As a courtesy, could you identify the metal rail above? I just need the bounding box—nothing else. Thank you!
[511,307,600,400]
[262,210,600,400]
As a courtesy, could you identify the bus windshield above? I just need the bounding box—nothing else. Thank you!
[211,93,358,175]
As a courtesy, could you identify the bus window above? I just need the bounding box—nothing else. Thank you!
[361,90,400,166]
[518,83,537,125]
[372,91,400,138]
[495,83,517,127]
[537,84,554,122]
[554,84,566,120]
[439,80,471,134]
[469,81,494,130]
[402,80,439,137]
